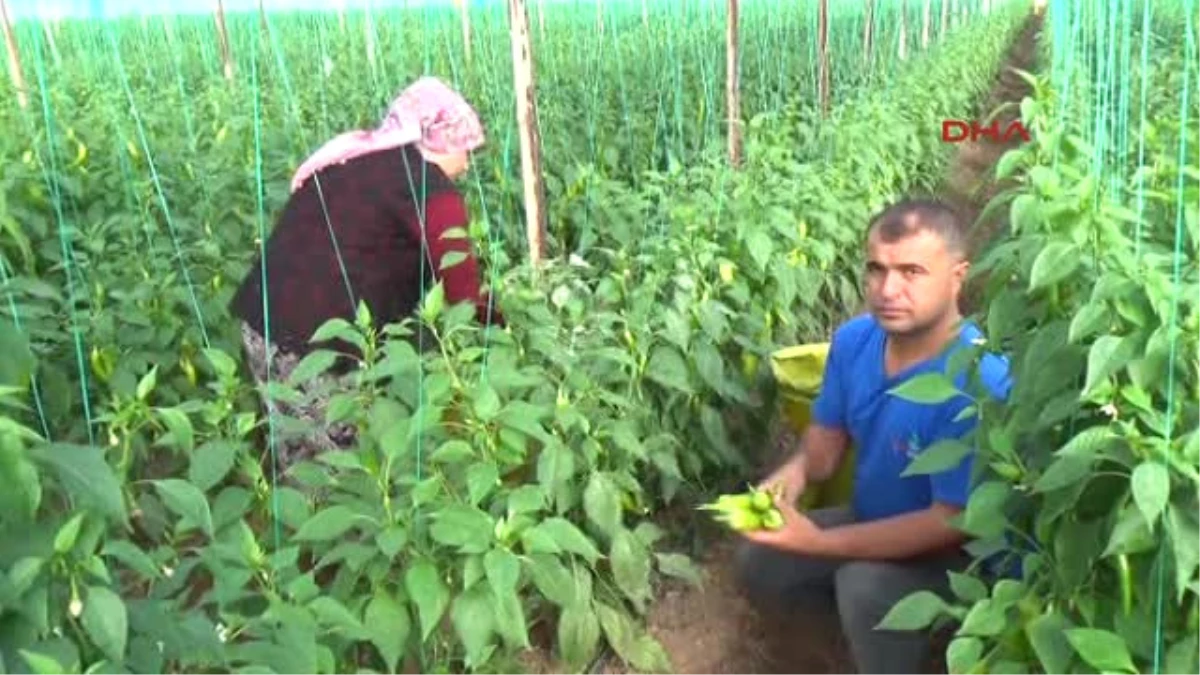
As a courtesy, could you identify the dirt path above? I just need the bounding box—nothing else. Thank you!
[582,13,1044,675]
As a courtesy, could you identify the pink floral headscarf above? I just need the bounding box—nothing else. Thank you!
[290,76,485,193]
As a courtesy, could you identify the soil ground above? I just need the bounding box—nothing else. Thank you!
[521,11,1044,675]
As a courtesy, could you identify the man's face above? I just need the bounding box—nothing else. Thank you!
[864,226,967,336]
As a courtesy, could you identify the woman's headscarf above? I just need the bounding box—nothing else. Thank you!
[290,76,485,193]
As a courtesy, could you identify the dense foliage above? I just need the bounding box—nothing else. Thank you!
[878,7,1199,674]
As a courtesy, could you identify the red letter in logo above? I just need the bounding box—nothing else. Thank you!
[971,121,1001,142]
[1003,120,1032,142]
[942,120,969,142]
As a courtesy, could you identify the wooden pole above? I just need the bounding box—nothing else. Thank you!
[862,0,873,69]
[507,0,547,265]
[365,0,377,75]
[726,0,742,167]
[1,0,26,109]
[818,0,830,116]
[214,0,234,81]
[898,0,908,60]
[922,0,932,49]
[457,0,471,66]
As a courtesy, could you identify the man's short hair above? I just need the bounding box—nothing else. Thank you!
[867,198,968,259]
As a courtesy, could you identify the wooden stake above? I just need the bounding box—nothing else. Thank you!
[726,0,742,167]
[214,0,234,81]
[862,0,874,63]
[456,0,471,66]
[922,0,931,49]
[818,0,830,116]
[898,0,908,60]
[507,0,547,265]
[1,0,26,109]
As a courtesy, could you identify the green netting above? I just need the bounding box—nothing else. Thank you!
[0,0,1194,673]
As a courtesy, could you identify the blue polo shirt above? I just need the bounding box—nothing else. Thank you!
[812,313,1012,522]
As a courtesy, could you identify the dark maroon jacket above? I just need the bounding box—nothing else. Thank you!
[230,143,501,364]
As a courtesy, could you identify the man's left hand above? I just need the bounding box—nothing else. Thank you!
[741,499,829,555]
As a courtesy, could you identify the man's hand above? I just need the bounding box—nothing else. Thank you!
[740,496,828,555]
[758,456,806,509]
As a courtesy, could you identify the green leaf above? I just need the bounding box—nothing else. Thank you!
[1166,634,1199,675]
[1065,628,1137,673]
[310,596,369,639]
[507,485,545,517]
[81,586,127,663]
[583,473,623,539]
[101,541,160,581]
[610,530,652,612]
[1130,462,1169,527]
[365,589,410,673]
[875,590,949,630]
[524,518,601,563]
[557,604,601,671]
[1166,505,1199,601]
[596,601,672,672]
[188,440,241,492]
[376,526,408,559]
[37,444,126,523]
[440,250,468,270]
[961,481,1010,538]
[451,584,496,669]
[901,438,972,477]
[1084,335,1138,397]
[472,383,501,421]
[1029,241,1081,291]
[18,650,66,675]
[946,637,984,674]
[405,561,449,642]
[466,461,500,506]
[155,407,195,451]
[288,349,339,385]
[1026,612,1074,674]
[153,479,214,537]
[645,344,693,393]
[1033,454,1096,493]
[1104,503,1157,557]
[947,571,988,603]
[655,553,703,586]
[489,582,530,650]
[1069,301,1109,343]
[54,513,86,554]
[431,439,474,464]
[293,504,370,542]
[959,598,1007,637]
[526,554,577,607]
[430,505,493,554]
[700,405,739,464]
[420,283,446,322]
[745,230,774,271]
[484,548,521,593]
[136,365,158,401]
[888,372,960,405]
[1056,426,1117,458]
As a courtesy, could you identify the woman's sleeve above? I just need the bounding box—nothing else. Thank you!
[412,189,504,326]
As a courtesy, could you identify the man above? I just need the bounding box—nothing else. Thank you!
[734,198,1011,673]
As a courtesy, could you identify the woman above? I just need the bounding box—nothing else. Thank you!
[230,76,501,467]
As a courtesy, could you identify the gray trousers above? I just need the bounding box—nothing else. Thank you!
[733,507,966,674]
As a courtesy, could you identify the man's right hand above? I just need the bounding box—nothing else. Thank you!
[757,455,806,509]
